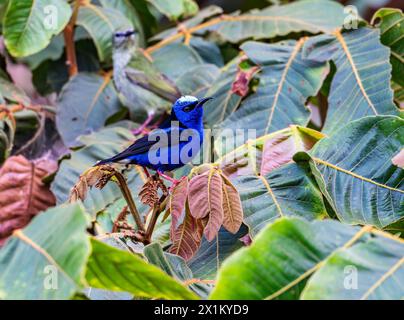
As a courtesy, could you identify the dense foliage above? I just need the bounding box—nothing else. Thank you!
[0,0,403,300]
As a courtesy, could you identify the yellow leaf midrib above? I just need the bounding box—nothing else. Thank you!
[334,30,378,115]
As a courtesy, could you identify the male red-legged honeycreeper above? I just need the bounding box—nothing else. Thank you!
[96,96,212,180]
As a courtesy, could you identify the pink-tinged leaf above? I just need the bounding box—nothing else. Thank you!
[169,203,204,261]
[260,126,324,175]
[392,149,404,168]
[0,156,57,246]
[188,169,224,220]
[231,66,259,97]
[221,174,243,234]
[168,178,189,238]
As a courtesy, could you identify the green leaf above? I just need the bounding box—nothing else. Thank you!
[0,203,90,300]
[372,8,404,87]
[220,39,328,143]
[175,64,220,97]
[147,0,198,21]
[56,72,122,147]
[295,116,404,228]
[303,28,399,134]
[203,58,243,128]
[51,125,147,216]
[204,0,345,43]
[144,243,212,298]
[0,117,15,164]
[3,0,72,57]
[86,238,199,300]
[302,235,404,299]
[76,4,133,62]
[234,163,327,237]
[98,0,146,46]
[211,218,404,300]
[189,225,248,280]
[152,43,204,81]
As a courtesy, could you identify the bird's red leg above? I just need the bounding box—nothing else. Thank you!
[157,171,186,191]
[142,167,151,178]
[132,113,155,136]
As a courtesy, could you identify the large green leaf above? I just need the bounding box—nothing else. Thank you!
[210,218,404,300]
[152,43,204,81]
[372,8,404,87]
[3,0,72,57]
[234,163,327,237]
[76,4,133,62]
[98,0,146,46]
[302,235,404,299]
[56,72,122,147]
[154,0,344,45]
[144,243,212,298]
[147,0,198,21]
[220,39,328,144]
[212,0,344,43]
[86,238,199,300]
[0,203,90,299]
[203,58,243,128]
[188,225,248,280]
[303,28,399,134]
[175,63,220,97]
[295,116,404,228]
[51,125,147,216]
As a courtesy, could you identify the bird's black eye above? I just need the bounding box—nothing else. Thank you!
[183,101,197,112]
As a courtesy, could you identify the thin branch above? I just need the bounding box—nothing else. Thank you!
[145,195,168,243]
[64,1,81,77]
[113,172,145,232]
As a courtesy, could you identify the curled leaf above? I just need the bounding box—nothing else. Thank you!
[0,155,56,245]
[139,176,160,207]
[69,165,116,203]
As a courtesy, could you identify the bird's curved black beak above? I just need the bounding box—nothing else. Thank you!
[197,97,213,108]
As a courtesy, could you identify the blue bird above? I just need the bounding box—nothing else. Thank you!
[96,96,212,182]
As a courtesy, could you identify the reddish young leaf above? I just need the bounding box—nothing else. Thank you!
[260,126,324,175]
[231,66,259,97]
[169,202,204,261]
[221,174,243,234]
[392,149,404,168]
[0,155,57,245]
[168,178,189,238]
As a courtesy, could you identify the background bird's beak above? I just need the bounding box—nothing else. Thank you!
[197,97,213,108]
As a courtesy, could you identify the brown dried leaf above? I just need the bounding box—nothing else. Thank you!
[69,165,116,203]
[169,202,204,261]
[168,178,189,238]
[0,155,56,245]
[139,176,160,207]
[221,174,243,234]
[231,66,259,97]
[392,149,404,168]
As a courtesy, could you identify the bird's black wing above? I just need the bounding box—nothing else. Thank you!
[97,128,177,165]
